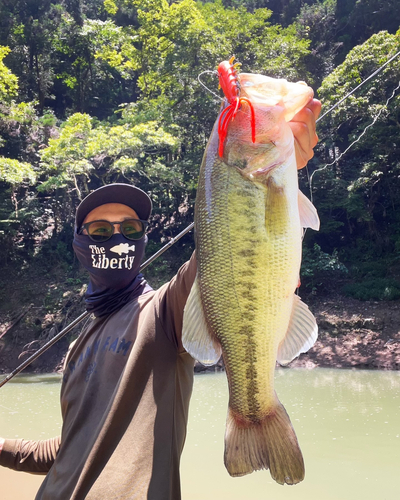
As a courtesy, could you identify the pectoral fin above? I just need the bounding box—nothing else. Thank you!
[277,294,318,366]
[182,275,222,365]
[298,190,320,231]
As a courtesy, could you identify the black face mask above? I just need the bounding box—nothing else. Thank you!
[73,233,152,317]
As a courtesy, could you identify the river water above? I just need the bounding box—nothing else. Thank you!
[0,368,399,500]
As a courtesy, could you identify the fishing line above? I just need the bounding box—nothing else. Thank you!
[197,70,223,102]
[4,57,399,381]
[199,49,400,118]
[308,78,400,202]
[317,48,400,123]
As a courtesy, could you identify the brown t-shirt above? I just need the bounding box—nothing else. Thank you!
[0,255,197,500]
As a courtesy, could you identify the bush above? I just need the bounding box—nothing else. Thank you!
[342,278,400,301]
[36,227,75,267]
[301,243,348,294]
[347,260,389,280]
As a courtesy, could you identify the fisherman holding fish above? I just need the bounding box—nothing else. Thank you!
[0,67,320,498]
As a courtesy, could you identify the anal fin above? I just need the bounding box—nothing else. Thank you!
[182,275,222,365]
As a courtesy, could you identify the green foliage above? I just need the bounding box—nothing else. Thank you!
[343,278,400,301]
[144,235,194,288]
[0,0,400,300]
[200,2,310,80]
[309,30,400,260]
[0,46,18,100]
[38,111,178,194]
[97,1,310,92]
[300,243,348,293]
[340,257,400,302]
[89,0,311,231]
[38,238,75,267]
[104,0,119,15]
[0,157,36,185]
[294,0,339,87]
[335,0,400,64]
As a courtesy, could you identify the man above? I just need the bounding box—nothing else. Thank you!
[0,99,321,499]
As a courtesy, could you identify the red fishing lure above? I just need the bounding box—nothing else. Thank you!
[217,56,256,157]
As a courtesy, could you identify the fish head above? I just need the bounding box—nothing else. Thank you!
[220,73,314,180]
[239,73,314,122]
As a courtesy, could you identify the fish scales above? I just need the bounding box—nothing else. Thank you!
[198,152,299,418]
[183,72,319,485]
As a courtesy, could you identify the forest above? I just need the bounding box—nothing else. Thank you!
[1,0,400,307]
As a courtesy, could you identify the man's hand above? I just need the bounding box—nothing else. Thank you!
[289,98,321,170]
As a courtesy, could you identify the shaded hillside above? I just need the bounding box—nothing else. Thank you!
[1,261,399,375]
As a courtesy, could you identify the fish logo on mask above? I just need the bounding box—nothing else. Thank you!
[110,243,136,256]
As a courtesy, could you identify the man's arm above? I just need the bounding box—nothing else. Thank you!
[0,436,61,474]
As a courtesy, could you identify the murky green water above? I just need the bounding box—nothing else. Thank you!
[0,374,63,499]
[182,369,400,500]
[0,369,399,499]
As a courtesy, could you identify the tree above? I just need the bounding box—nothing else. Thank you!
[93,0,311,229]
[310,30,400,260]
[335,0,400,64]
[295,0,340,87]
[0,45,18,101]
[37,108,179,230]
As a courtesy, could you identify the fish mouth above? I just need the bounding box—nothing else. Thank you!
[239,73,314,122]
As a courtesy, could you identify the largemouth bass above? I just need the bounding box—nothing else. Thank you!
[182,70,319,485]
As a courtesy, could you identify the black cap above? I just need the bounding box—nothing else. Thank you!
[75,183,152,229]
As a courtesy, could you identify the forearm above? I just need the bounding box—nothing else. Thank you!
[0,436,60,474]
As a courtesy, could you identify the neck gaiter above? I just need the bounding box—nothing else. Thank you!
[72,233,152,317]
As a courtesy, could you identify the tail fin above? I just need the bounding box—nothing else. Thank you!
[224,400,305,485]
